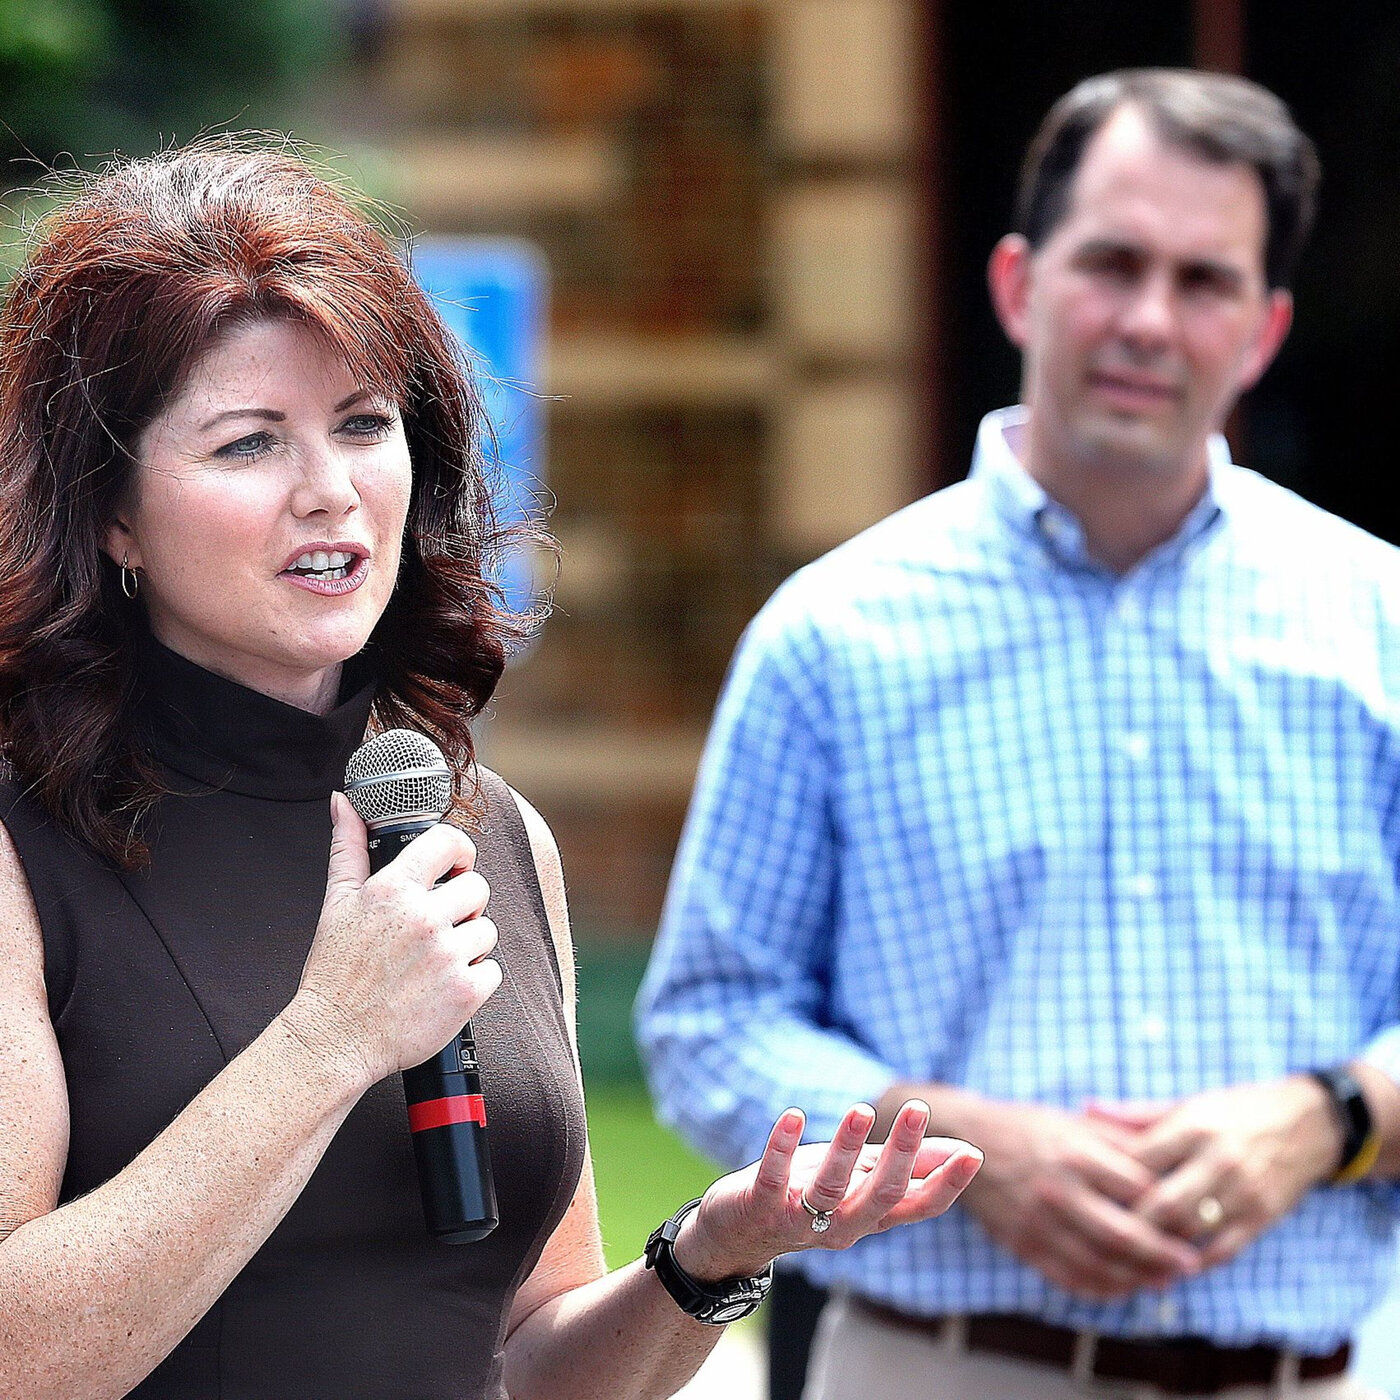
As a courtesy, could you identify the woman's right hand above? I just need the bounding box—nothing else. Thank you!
[282,791,502,1087]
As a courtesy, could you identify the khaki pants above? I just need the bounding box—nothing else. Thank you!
[802,1294,1387,1400]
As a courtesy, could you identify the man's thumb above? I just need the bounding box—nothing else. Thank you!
[326,790,370,896]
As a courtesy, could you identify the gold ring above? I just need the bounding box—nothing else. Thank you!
[1197,1195,1224,1230]
[800,1192,834,1234]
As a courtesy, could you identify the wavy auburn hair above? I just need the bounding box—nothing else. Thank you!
[0,139,532,866]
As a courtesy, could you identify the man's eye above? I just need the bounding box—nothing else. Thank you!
[216,432,274,460]
[1083,251,1138,281]
[1180,268,1239,298]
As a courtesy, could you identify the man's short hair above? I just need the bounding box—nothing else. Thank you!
[1016,68,1320,290]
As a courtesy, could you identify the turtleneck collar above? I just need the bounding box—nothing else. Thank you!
[137,636,377,801]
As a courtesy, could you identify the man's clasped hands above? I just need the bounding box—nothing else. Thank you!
[947,1076,1346,1300]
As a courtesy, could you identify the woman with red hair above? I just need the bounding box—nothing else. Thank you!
[0,141,980,1399]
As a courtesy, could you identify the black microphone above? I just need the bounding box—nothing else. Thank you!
[344,729,499,1244]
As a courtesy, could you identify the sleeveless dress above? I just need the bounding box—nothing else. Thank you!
[0,639,586,1399]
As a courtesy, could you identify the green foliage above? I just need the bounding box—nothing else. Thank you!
[0,0,109,67]
[573,939,719,1265]
[0,0,344,184]
[0,0,108,167]
[575,939,653,1086]
[0,186,61,283]
[586,1081,720,1269]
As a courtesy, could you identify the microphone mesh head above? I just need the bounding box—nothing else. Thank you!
[344,729,454,827]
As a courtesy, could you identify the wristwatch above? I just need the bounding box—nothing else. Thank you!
[1308,1065,1381,1184]
[644,1198,773,1325]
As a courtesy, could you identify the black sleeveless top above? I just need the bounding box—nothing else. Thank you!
[0,641,586,1399]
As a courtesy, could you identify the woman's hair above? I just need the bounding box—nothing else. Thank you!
[0,137,534,866]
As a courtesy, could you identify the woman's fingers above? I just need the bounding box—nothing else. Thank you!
[778,1097,985,1243]
[392,823,477,887]
[876,1143,982,1228]
[428,868,490,927]
[450,915,498,967]
[840,1102,981,1229]
[794,1103,877,1214]
[753,1108,806,1196]
[842,1099,932,1213]
[741,1101,981,1257]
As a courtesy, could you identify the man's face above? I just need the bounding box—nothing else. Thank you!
[992,105,1291,484]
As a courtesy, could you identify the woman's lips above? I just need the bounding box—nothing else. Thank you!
[279,553,371,596]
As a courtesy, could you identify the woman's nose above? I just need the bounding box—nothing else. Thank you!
[290,445,360,519]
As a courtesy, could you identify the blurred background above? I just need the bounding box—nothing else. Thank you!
[3,0,1399,1393]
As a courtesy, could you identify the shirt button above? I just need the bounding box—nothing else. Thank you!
[1129,872,1158,899]
[1116,595,1142,623]
[1156,1298,1180,1329]
[1121,733,1150,761]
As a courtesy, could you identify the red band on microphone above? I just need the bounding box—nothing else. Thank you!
[407,1094,488,1133]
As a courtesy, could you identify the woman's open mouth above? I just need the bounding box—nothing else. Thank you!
[280,547,370,595]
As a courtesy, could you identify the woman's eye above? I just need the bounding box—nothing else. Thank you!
[341,413,396,439]
[216,431,274,461]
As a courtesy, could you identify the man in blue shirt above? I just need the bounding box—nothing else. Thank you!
[638,69,1400,1399]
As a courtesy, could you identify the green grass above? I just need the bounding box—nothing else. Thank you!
[585,1080,722,1268]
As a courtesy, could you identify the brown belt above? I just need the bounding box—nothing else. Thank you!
[855,1300,1352,1396]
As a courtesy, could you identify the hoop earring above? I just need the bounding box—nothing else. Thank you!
[120,552,139,600]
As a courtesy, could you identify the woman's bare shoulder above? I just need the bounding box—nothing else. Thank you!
[0,817,43,969]
[504,787,576,1035]
[0,818,69,1241]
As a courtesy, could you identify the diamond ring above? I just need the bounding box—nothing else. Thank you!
[1197,1195,1225,1230]
[799,1192,834,1234]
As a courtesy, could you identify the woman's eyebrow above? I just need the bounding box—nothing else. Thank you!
[198,407,286,431]
[197,391,373,433]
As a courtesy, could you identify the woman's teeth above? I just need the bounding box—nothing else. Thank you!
[290,550,355,580]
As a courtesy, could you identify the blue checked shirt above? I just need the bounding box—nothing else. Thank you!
[637,406,1400,1349]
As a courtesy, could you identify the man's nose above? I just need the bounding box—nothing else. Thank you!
[1118,269,1177,349]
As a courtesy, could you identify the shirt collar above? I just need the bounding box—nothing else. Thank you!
[136,632,377,800]
[971,405,1231,573]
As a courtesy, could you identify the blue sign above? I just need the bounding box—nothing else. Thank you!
[410,238,548,624]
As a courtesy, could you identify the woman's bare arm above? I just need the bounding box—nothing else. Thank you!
[0,832,69,1248]
[503,792,722,1400]
[0,800,498,1400]
[501,793,982,1400]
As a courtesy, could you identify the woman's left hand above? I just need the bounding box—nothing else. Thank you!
[673,1100,983,1281]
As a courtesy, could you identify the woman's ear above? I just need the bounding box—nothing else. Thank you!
[102,518,139,571]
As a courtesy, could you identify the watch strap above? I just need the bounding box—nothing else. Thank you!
[1308,1066,1381,1184]
[644,1198,773,1325]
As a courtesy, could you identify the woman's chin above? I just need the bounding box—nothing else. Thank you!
[280,637,374,683]
[191,630,375,707]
